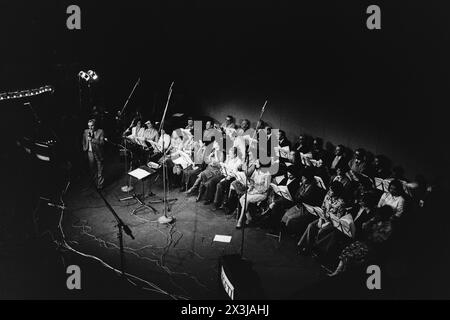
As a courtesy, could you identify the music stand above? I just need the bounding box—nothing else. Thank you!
[120,167,157,215]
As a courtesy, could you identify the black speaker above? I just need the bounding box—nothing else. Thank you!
[218,254,264,300]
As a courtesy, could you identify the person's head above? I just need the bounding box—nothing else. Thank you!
[301,169,315,185]
[187,117,194,127]
[254,159,261,169]
[161,128,165,135]
[298,134,306,145]
[278,130,286,140]
[336,164,349,177]
[354,148,366,161]
[335,144,344,156]
[241,119,250,131]
[265,126,272,135]
[288,150,298,163]
[135,119,142,128]
[313,138,323,150]
[225,115,233,125]
[388,179,403,197]
[329,181,344,198]
[173,164,183,175]
[88,119,96,130]
[145,120,153,129]
[373,155,383,167]
[205,120,212,130]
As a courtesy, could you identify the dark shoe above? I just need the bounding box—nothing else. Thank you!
[212,204,219,211]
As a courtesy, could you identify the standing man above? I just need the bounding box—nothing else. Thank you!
[82,119,105,189]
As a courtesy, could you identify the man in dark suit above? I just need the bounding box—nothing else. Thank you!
[82,119,105,189]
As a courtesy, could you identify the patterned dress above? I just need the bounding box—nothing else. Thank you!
[339,218,393,268]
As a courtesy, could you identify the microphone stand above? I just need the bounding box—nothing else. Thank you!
[118,78,140,193]
[240,100,268,258]
[157,82,177,224]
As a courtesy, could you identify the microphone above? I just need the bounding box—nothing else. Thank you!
[40,197,67,210]
[46,202,67,210]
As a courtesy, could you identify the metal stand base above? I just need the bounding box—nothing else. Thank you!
[120,194,157,215]
[157,215,175,224]
[148,197,178,212]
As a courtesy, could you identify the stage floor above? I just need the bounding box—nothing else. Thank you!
[60,156,327,299]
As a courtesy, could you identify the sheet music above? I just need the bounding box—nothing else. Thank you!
[171,150,193,169]
[270,183,292,201]
[309,159,320,167]
[314,176,326,190]
[274,175,284,184]
[277,146,290,158]
[213,235,232,243]
[128,168,151,180]
[329,213,355,238]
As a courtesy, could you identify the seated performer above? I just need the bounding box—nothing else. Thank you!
[185,116,195,135]
[125,118,146,167]
[147,129,171,163]
[260,165,301,231]
[185,140,223,201]
[328,206,395,277]
[330,144,347,173]
[212,147,243,210]
[348,148,369,179]
[236,160,271,229]
[220,115,237,133]
[223,150,257,214]
[280,169,324,234]
[377,179,406,219]
[297,181,346,255]
[143,120,159,149]
[312,193,377,264]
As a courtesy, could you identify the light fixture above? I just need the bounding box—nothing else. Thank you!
[87,70,99,81]
[78,70,99,83]
[0,85,54,101]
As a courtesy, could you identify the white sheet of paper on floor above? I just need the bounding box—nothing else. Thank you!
[128,168,151,180]
[213,235,232,243]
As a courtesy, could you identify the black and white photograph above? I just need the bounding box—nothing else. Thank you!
[1,0,449,306]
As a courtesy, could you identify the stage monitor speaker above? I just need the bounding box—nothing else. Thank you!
[218,254,264,300]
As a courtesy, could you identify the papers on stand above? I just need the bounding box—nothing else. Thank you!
[274,175,284,185]
[329,213,355,238]
[147,161,161,169]
[314,176,327,190]
[172,150,194,169]
[128,168,151,180]
[270,183,293,201]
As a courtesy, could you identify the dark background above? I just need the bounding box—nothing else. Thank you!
[1,0,449,184]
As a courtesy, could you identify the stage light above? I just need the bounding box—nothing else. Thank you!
[78,70,99,83]
[87,70,99,81]
[0,85,54,101]
[78,71,90,81]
